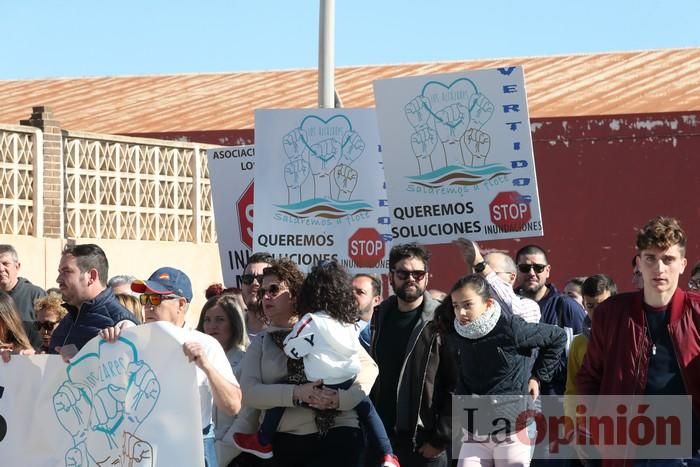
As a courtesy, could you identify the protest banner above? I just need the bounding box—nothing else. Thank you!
[0,323,204,466]
[207,145,256,287]
[374,66,543,244]
[253,109,391,273]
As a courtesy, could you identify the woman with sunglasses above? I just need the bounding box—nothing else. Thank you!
[33,291,67,353]
[434,274,566,467]
[232,257,378,467]
[0,291,35,361]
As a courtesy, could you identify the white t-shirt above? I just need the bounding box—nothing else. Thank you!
[173,328,238,429]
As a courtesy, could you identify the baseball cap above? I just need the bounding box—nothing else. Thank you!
[131,267,193,302]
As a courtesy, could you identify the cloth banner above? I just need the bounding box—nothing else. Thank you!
[0,322,205,466]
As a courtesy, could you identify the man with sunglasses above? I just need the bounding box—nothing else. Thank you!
[240,252,273,339]
[514,245,585,396]
[101,266,241,467]
[369,243,451,467]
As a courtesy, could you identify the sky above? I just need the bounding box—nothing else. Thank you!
[1,0,699,80]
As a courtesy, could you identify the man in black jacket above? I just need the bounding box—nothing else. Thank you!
[370,243,454,467]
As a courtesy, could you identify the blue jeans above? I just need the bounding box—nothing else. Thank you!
[259,378,393,456]
[203,423,218,467]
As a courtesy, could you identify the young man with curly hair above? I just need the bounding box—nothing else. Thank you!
[577,216,700,467]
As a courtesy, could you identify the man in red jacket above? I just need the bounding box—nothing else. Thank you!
[577,216,700,467]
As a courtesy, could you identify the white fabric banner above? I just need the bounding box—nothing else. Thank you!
[207,145,256,287]
[374,66,544,243]
[0,323,204,467]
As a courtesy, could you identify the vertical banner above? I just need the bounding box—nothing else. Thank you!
[253,109,391,273]
[207,145,256,287]
[0,323,204,467]
[374,66,543,244]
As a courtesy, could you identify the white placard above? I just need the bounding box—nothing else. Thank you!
[374,66,543,244]
[207,145,256,287]
[253,109,391,273]
[0,323,204,467]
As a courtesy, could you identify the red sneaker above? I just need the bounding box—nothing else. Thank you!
[382,453,400,467]
[232,432,274,459]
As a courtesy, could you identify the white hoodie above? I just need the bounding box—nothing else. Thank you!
[282,311,361,385]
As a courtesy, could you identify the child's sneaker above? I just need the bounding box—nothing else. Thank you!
[382,453,400,467]
[232,432,274,459]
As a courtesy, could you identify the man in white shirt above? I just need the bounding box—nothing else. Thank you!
[101,266,241,467]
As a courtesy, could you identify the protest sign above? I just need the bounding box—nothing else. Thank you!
[253,109,390,273]
[0,323,204,466]
[374,66,543,244]
[207,145,256,287]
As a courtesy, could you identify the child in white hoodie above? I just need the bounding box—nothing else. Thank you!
[233,260,399,467]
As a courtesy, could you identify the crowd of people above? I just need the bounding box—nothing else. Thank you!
[1,215,699,467]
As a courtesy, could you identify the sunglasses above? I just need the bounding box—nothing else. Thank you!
[241,274,264,285]
[257,283,288,298]
[392,269,427,281]
[33,320,59,331]
[517,263,547,274]
[139,294,181,306]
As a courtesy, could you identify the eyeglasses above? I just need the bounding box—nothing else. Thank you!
[139,294,181,306]
[241,274,264,285]
[392,269,427,281]
[517,263,547,274]
[689,278,700,291]
[258,283,288,299]
[33,320,59,331]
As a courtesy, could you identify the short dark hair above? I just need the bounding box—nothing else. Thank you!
[566,276,587,289]
[353,273,381,297]
[389,243,431,271]
[692,261,700,277]
[515,244,548,264]
[244,252,273,272]
[62,244,109,286]
[581,274,617,298]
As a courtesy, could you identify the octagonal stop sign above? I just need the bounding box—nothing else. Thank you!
[348,228,385,268]
[236,181,254,249]
[489,191,531,231]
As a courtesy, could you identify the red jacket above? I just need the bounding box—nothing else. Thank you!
[576,288,700,466]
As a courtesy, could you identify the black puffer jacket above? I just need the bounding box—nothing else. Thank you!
[451,311,566,435]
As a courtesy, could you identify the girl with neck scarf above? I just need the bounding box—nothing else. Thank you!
[434,274,566,467]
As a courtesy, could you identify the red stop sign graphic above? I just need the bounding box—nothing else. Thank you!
[348,228,385,268]
[489,191,531,231]
[236,181,254,249]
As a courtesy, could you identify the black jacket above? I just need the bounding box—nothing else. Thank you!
[370,292,456,449]
[451,312,566,435]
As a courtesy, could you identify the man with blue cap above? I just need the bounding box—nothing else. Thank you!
[100,266,241,467]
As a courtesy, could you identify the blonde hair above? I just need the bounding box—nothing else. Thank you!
[33,292,67,320]
[115,293,144,323]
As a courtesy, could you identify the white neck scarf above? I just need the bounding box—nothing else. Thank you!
[454,302,502,339]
